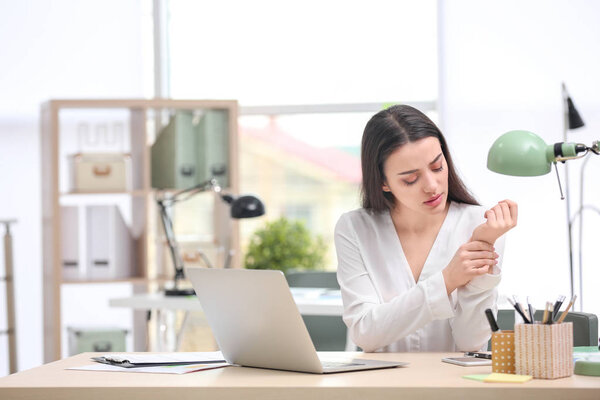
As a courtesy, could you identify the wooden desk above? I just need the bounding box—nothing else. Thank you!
[1,352,598,399]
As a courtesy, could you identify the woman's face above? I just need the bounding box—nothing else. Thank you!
[382,136,449,216]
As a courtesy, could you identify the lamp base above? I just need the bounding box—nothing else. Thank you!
[164,287,196,297]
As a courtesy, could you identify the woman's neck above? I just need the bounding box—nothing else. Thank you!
[390,201,450,234]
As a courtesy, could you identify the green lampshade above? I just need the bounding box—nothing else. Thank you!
[487,130,554,176]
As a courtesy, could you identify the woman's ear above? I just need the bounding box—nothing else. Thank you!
[382,182,391,192]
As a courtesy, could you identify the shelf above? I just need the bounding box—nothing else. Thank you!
[60,277,168,285]
[60,190,148,197]
[41,98,239,362]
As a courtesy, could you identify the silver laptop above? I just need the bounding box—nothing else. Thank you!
[187,268,407,374]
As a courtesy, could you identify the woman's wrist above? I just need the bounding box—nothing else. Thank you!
[470,230,497,246]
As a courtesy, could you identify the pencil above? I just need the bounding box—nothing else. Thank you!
[542,302,550,324]
[557,295,577,323]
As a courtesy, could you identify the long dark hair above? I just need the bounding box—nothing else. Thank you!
[360,104,478,211]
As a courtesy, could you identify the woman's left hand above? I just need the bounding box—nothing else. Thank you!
[471,199,518,245]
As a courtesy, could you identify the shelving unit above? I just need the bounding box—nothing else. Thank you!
[40,99,238,362]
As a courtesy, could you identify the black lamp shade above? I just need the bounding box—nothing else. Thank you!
[567,97,585,130]
[230,195,265,219]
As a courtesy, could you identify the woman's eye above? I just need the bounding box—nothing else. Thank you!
[432,163,444,172]
[403,178,418,186]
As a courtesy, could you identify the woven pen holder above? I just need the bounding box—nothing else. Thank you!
[514,322,573,379]
[492,330,516,374]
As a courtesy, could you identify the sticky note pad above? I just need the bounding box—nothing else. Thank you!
[463,374,490,382]
[483,373,532,383]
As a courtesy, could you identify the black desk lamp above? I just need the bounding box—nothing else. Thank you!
[157,178,265,296]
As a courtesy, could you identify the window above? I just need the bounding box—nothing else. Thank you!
[164,0,439,267]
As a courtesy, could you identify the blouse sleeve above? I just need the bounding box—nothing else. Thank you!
[449,234,505,351]
[335,214,455,352]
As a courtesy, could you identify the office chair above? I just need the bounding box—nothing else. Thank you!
[489,309,598,349]
[285,270,347,351]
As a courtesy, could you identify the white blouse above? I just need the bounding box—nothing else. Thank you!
[334,201,504,353]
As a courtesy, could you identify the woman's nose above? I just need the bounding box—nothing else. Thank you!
[422,171,438,193]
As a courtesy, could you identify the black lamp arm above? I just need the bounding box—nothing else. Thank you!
[166,178,222,205]
[156,177,224,288]
[156,198,185,283]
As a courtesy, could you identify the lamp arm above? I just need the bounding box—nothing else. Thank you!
[157,198,185,283]
[169,178,222,204]
[155,177,223,289]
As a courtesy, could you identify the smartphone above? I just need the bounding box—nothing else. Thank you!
[441,356,492,367]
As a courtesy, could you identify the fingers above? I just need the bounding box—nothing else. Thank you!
[469,258,497,268]
[486,199,518,228]
[499,201,511,226]
[501,199,518,226]
[463,240,495,252]
[465,250,499,261]
[485,209,497,224]
[468,259,497,275]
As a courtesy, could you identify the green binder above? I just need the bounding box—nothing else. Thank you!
[151,110,229,189]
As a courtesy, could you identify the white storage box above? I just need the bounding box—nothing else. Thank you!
[69,152,132,192]
[61,206,80,281]
[87,205,134,280]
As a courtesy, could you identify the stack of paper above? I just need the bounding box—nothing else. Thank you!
[68,352,231,375]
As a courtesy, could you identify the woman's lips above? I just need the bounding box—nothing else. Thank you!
[424,193,443,207]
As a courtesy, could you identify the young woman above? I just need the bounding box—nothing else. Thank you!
[335,105,517,352]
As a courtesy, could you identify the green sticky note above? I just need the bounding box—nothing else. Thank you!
[484,373,532,383]
[463,374,490,382]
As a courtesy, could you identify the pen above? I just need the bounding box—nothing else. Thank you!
[557,295,577,323]
[527,296,535,324]
[485,308,500,332]
[508,297,531,324]
[542,302,551,324]
[465,352,492,360]
[552,295,565,322]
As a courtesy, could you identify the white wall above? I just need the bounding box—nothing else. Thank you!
[1,0,599,374]
[0,0,147,374]
[439,0,600,322]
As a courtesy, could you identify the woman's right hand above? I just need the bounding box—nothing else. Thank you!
[442,241,498,294]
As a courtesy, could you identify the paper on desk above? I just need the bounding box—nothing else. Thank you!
[68,362,230,374]
[463,373,533,383]
[95,351,225,365]
[462,374,489,382]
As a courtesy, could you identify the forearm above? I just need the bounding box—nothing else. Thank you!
[470,231,498,246]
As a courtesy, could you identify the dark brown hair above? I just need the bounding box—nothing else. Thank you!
[360,104,478,211]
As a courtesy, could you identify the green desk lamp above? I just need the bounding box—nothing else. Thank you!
[487,130,599,308]
[487,85,600,314]
[487,129,598,182]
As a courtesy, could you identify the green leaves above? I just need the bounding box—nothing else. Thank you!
[244,217,327,273]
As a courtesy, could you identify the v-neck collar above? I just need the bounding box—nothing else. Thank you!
[386,201,458,285]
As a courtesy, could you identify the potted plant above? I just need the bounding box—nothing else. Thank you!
[244,217,327,274]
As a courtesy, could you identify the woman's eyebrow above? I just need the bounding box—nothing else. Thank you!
[398,153,443,175]
[429,153,443,165]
